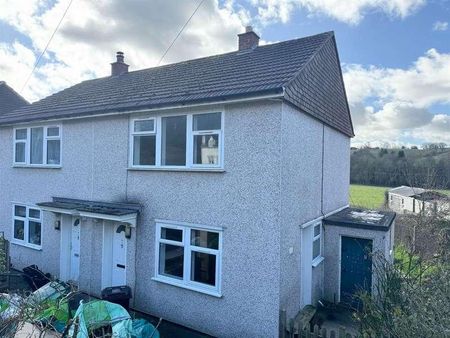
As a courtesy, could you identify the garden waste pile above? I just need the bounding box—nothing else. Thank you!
[0,281,160,337]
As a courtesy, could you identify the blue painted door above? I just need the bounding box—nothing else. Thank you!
[340,236,373,307]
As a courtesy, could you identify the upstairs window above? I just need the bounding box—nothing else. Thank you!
[130,112,223,169]
[192,112,221,166]
[14,126,61,166]
[12,204,42,249]
[132,119,156,166]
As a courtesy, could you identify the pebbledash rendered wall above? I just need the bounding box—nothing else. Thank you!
[127,101,283,337]
[0,100,282,337]
[0,99,351,337]
[279,103,350,320]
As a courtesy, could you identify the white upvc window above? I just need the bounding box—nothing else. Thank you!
[192,112,221,167]
[13,125,61,166]
[154,221,222,296]
[131,118,156,166]
[12,204,42,249]
[312,223,322,262]
[130,112,223,169]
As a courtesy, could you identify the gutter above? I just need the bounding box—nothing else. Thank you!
[0,89,285,127]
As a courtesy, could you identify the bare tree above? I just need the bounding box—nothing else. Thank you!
[354,206,450,337]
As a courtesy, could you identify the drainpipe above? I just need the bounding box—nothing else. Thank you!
[321,124,325,216]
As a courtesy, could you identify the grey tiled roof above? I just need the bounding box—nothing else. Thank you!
[389,186,426,197]
[0,81,29,115]
[0,32,354,136]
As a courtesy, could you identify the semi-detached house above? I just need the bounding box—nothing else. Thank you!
[0,28,395,337]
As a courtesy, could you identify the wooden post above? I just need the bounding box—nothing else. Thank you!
[313,324,319,336]
[280,309,287,338]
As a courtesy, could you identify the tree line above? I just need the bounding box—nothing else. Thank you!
[350,146,450,189]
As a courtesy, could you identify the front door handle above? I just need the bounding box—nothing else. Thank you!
[116,264,125,269]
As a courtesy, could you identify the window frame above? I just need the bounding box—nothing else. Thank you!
[12,204,43,250]
[191,113,222,168]
[131,117,157,167]
[13,128,28,165]
[129,111,224,170]
[13,125,62,167]
[153,220,223,297]
[312,223,323,265]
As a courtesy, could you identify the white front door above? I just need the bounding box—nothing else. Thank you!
[111,224,127,286]
[70,217,81,282]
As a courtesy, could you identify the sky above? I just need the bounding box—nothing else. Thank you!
[0,0,449,147]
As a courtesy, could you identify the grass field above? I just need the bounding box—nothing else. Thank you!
[350,184,450,209]
[349,184,389,209]
[437,189,450,197]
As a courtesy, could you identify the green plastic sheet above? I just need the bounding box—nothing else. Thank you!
[68,300,159,338]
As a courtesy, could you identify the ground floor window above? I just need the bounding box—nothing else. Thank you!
[155,221,222,296]
[12,204,42,249]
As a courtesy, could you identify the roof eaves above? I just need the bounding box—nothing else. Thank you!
[0,87,284,126]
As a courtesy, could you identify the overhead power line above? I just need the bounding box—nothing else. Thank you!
[156,0,205,66]
[20,0,75,94]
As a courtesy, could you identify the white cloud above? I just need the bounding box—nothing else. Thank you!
[343,49,450,145]
[412,114,450,143]
[371,102,433,129]
[433,21,448,31]
[249,0,425,25]
[0,0,446,147]
[0,0,247,102]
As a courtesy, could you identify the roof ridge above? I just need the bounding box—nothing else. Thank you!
[80,31,335,84]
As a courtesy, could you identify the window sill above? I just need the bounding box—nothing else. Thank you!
[128,167,225,173]
[11,240,42,251]
[13,164,61,169]
[312,256,324,268]
[152,276,222,298]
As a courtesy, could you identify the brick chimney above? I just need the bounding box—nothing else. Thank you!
[111,51,129,76]
[238,26,260,51]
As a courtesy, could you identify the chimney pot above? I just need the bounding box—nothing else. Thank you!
[116,51,124,63]
[238,26,260,51]
[111,51,129,76]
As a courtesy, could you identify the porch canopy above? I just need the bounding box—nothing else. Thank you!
[37,197,140,227]
[323,207,396,232]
